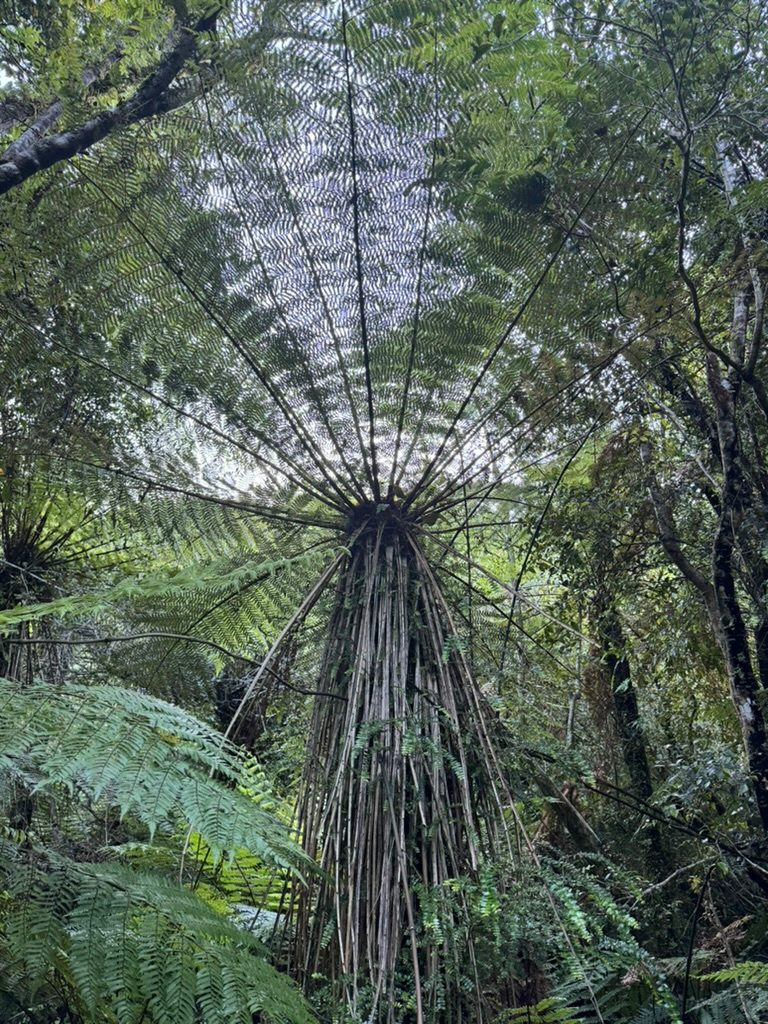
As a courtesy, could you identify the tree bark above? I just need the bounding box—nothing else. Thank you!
[592,599,654,802]
[754,618,768,691]
[0,9,218,196]
[644,423,768,833]
[707,352,768,831]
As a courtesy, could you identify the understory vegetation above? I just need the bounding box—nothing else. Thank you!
[3,0,768,1022]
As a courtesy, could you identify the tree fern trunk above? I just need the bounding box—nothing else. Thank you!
[286,512,509,1023]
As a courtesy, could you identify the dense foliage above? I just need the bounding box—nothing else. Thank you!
[3,1,768,1022]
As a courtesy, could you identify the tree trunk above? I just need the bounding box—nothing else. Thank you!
[0,9,219,196]
[754,617,768,691]
[598,604,653,802]
[590,598,653,802]
[707,353,768,832]
[644,419,768,834]
[285,514,512,1024]
[712,525,768,830]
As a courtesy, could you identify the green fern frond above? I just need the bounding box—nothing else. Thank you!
[0,678,314,1024]
[703,960,768,986]
[0,679,306,869]
[689,987,768,1024]
[1,858,313,1024]
[495,998,584,1023]
[0,546,330,634]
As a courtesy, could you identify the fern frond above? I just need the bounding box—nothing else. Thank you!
[0,678,314,1024]
[0,679,306,869]
[689,987,768,1024]
[495,997,584,1023]
[703,960,768,986]
[1,858,314,1024]
[0,547,331,634]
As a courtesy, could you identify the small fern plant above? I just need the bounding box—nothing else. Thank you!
[0,678,314,1024]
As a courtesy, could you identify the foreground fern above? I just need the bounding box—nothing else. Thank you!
[0,680,312,1024]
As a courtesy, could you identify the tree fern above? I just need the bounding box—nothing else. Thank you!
[5,0,768,1021]
[0,1,648,1017]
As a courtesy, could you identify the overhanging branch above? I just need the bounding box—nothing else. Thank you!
[0,8,219,196]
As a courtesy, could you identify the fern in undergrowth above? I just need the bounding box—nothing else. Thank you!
[551,946,683,1024]
[0,678,313,1024]
[494,997,584,1023]
[0,678,304,866]
[688,962,768,1024]
[688,988,768,1024]
[3,858,314,1024]
[702,960,768,986]
[546,935,768,1024]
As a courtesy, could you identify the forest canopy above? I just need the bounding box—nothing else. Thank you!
[2,1,768,1022]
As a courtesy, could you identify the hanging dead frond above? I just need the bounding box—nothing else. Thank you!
[242,503,514,1022]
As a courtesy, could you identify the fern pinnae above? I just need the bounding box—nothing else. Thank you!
[389,33,441,499]
[221,548,346,745]
[496,999,585,1024]
[1,675,315,1022]
[198,86,370,502]
[0,682,302,860]
[421,115,653,494]
[341,0,381,499]
[703,960,768,986]
[80,457,342,530]
[227,101,373,497]
[140,537,337,690]
[66,332,345,508]
[72,170,349,506]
